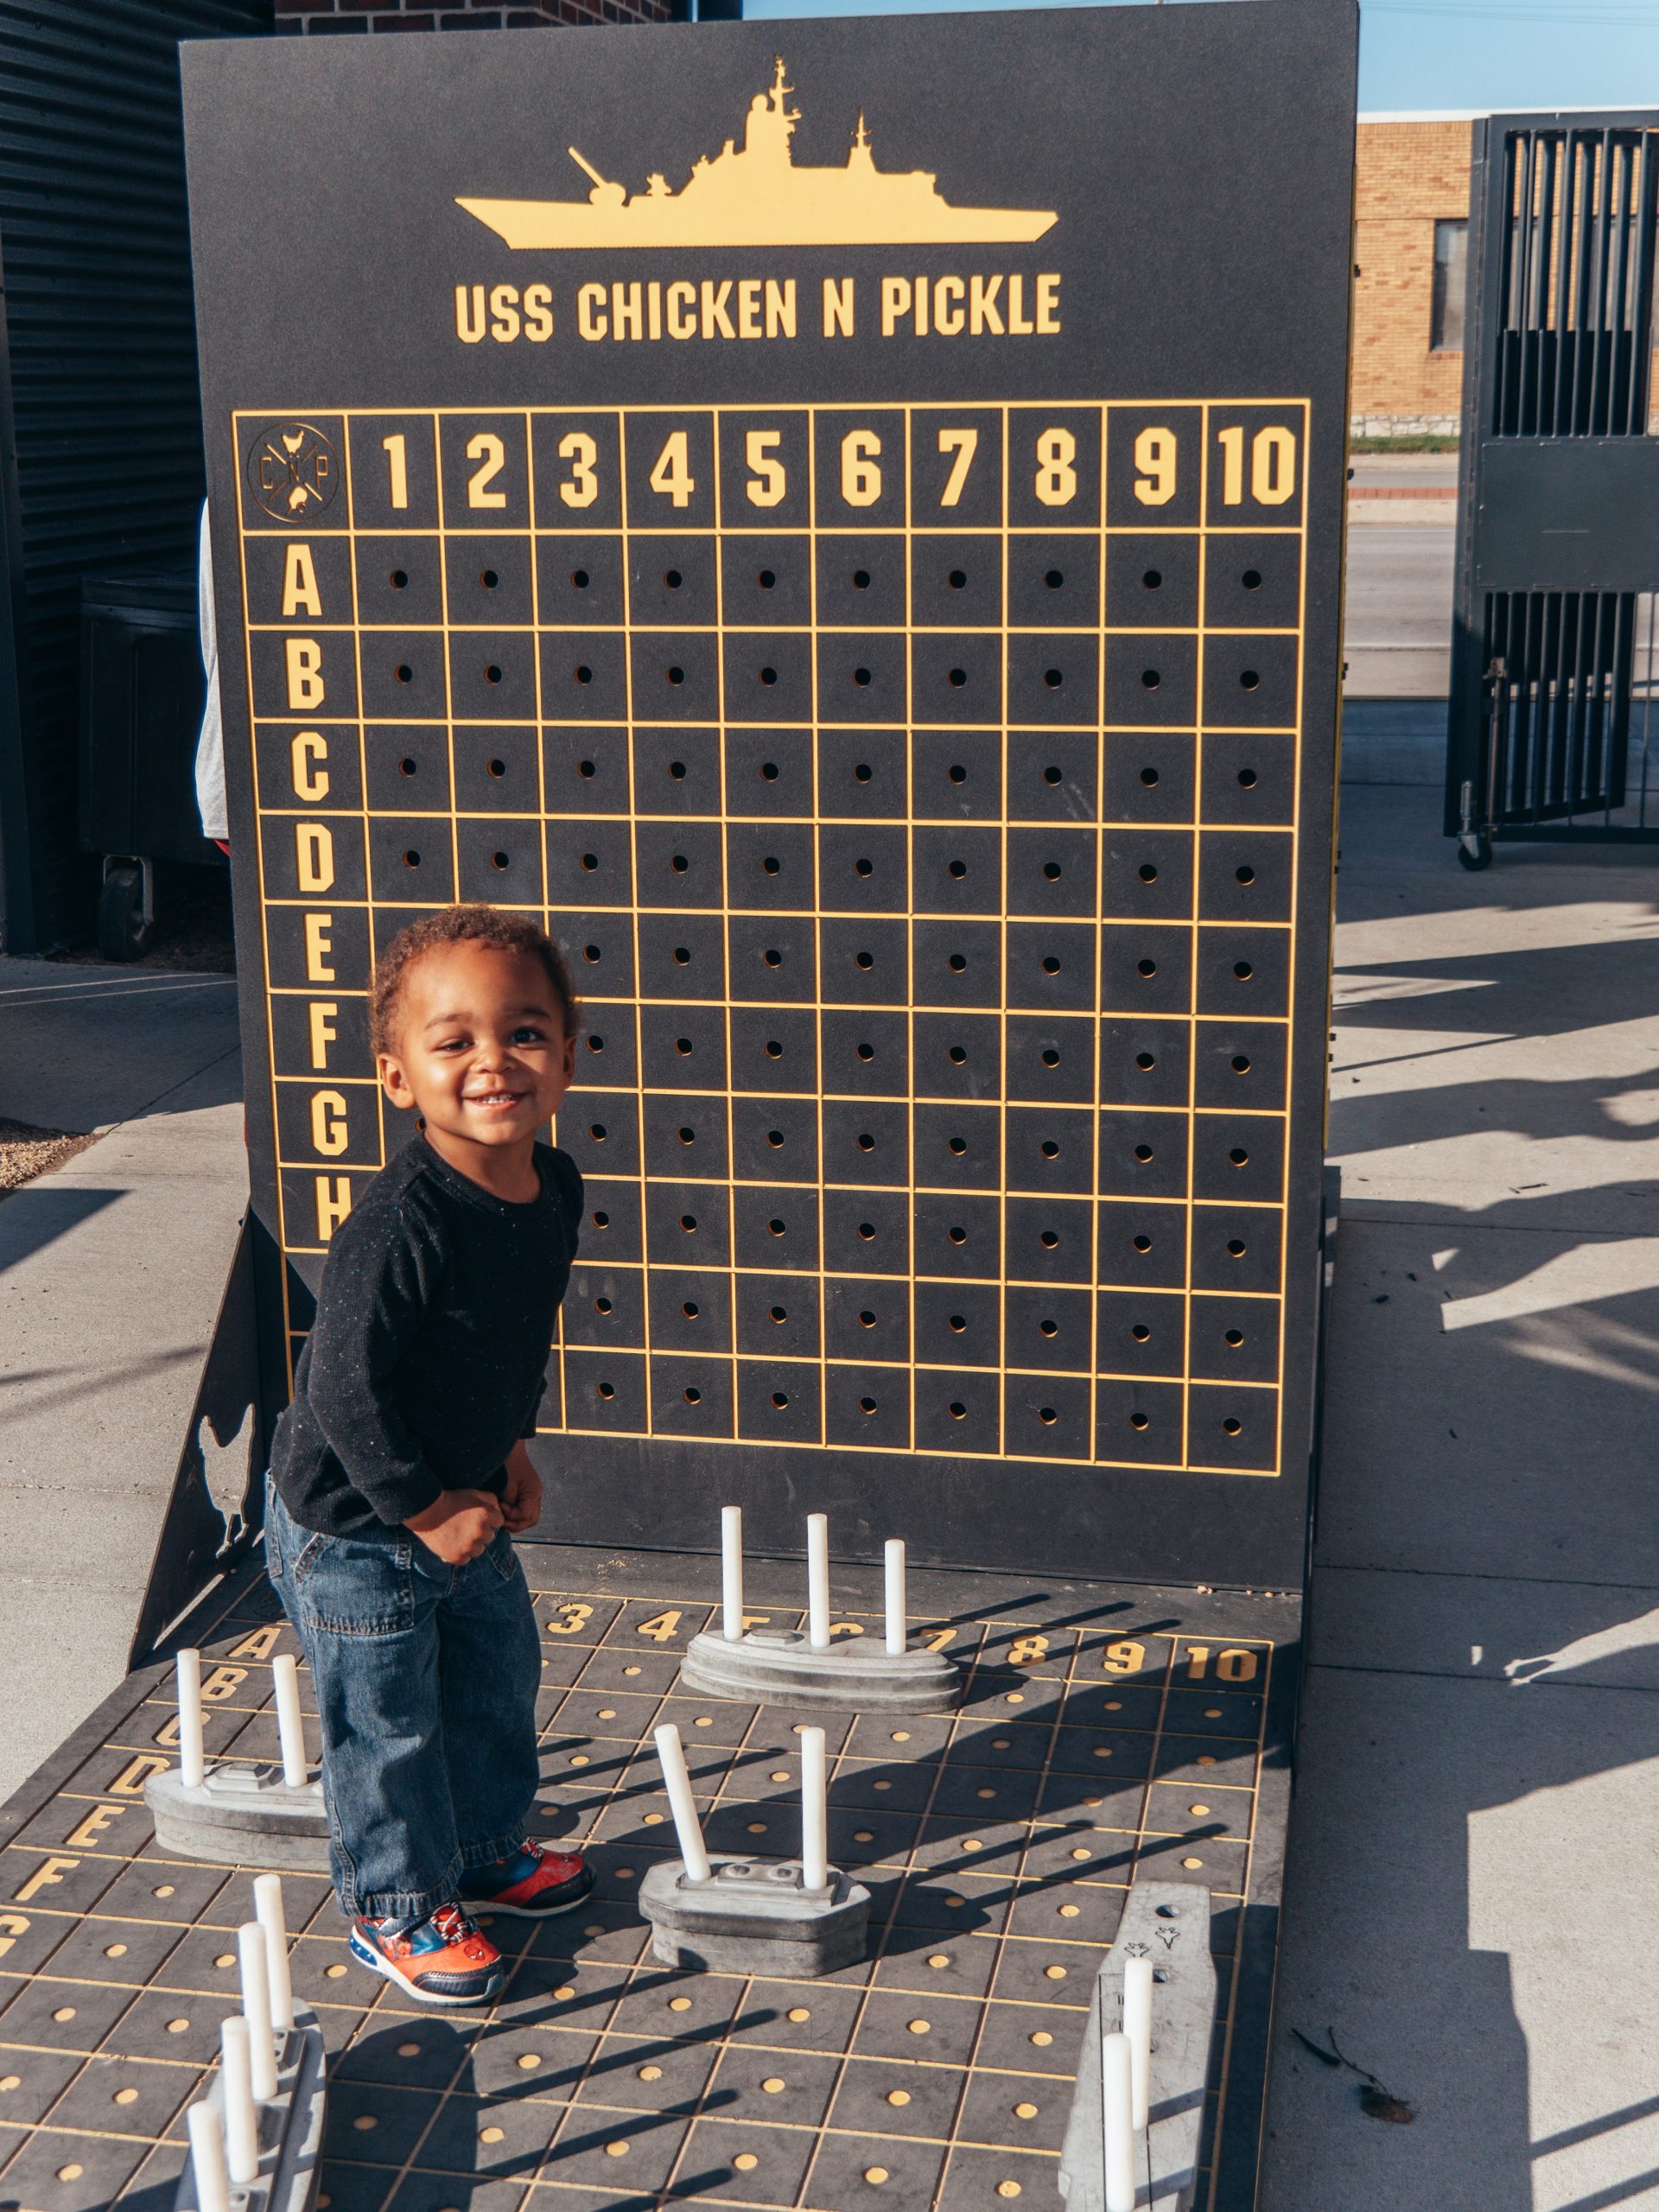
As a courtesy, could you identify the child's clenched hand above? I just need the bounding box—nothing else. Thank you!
[500,1442,543,1535]
[406,1487,504,1564]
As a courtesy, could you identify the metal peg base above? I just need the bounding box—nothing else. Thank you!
[679,1626,961,1713]
[639,1853,871,1976]
[146,1763,330,1872]
[173,2004,327,2212]
[1058,1884,1217,2212]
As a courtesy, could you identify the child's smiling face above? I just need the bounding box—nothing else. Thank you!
[377,939,575,1174]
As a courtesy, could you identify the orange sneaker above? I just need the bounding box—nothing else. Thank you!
[347,1902,505,2006]
[460,1840,593,1919]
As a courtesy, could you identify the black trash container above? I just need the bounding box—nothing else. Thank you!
[79,565,222,959]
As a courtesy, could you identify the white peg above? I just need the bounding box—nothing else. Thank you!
[806,1513,831,1649]
[187,2097,233,2212]
[219,2016,260,2187]
[1102,2029,1135,2212]
[800,1725,828,1893]
[721,1505,744,1642]
[253,1873,295,2034]
[271,1654,308,1789]
[884,1539,907,1656]
[1123,1953,1154,2133]
[175,1649,205,1790]
[238,1919,277,2101]
[653,1724,711,1884]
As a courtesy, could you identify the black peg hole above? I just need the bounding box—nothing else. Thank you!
[570,569,589,588]
[398,757,417,778]
[1234,959,1255,980]
[1235,865,1256,885]
[1044,668,1063,689]
[403,849,422,869]
[1129,1411,1149,1430]
[1132,1233,1153,1253]
[852,569,870,588]
[664,569,682,589]
[948,1045,967,1065]
[1223,1416,1243,1434]
[1131,1324,1151,1343]
[395,664,413,684]
[390,569,408,589]
[490,851,510,871]
[948,667,968,688]
[855,763,873,783]
[855,950,874,970]
[948,764,967,784]
[1231,1055,1251,1074]
[1226,1238,1247,1257]
[758,569,776,588]
[1042,956,1061,974]
[487,758,506,779]
[1040,1140,1059,1159]
[1141,669,1160,690]
[1242,569,1262,589]
[597,1381,615,1400]
[948,569,968,589]
[1240,670,1260,690]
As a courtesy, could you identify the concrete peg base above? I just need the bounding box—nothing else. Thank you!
[1058,1884,1217,2212]
[146,1763,330,1872]
[174,2004,327,2212]
[679,1625,962,1712]
[639,1854,871,1976]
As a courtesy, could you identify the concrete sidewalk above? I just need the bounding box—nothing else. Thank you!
[0,959,245,1803]
[1262,791,1659,2212]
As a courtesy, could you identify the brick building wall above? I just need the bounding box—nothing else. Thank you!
[275,0,675,35]
[1352,117,1473,437]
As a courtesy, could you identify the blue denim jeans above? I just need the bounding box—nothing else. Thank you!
[264,1483,541,1922]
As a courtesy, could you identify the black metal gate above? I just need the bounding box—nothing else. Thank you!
[1447,113,1659,864]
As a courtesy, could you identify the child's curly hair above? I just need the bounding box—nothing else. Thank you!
[370,906,580,1058]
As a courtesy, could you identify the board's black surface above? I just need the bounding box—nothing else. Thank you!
[0,1548,1297,2212]
[185,3,1357,1586]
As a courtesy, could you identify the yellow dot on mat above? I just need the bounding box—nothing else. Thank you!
[1014,2102,1039,2119]
[1070,1848,1091,1862]
[793,1724,810,1736]
[398,2043,421,2057]
[854,1830,874,1844]
[976,1788,995,1801]
[51,2007,75,2023]
[605,2140,629,2158]
[317,2197,332,2209]
[153,1885,175,1898]
[1005,1694,1024,1705]
[517,2054,540,2071]
[624,1664,641,1675]
[166,2018,190,2034]
[927,1954,950,1969]
[114,2087,139,2106]
[479,2126,504,2144]
[1190,1803,1211,1817]
[694,1717,713,1728]
[771,1770,791,1783]
[1198,1755,1217,1767]
[644,1813,664,1826]
[1104,1700,1122,1712]
[874,1780,891,1792]
[616,1867,635,1878]
[892,1731,911,1743]
[734,2152,759,2171]
[353,2113,377,2132]
[1044,1966,1066,1980]
[787,2007,810,2023]
[669,1995,692,2012]
[747,1822,767,1834]
[214,1954,235,1969]
[583,1923,604,1937]
[945,1896,965,1909]
[886,2089,910,2107]
[761,2075,785,2094]
[477,1914,495,1929]
[865,2168,889,2185]
[597,1708,616,1720]
[105,1943,129,1959]
[1059,1904,1080,1919]
[569,1754,589,1768]
[997,2182,1022,2199]
[0,2076,18,2093]
[992,1738,1010,1750]
[1205,1707,1223,1719]
[1030,2031,1052,2048]
[1093,1749,1112,1760]
[639,2065,662,2082]
[1182,1856,1205,1871]
[57,2165,83,2183]
[906,2018,931,2036]
[326,1962,348,1978]
[963,1839,982,1853]
[554,1986,575,2001]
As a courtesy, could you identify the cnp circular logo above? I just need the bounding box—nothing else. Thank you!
[246,421,340,523]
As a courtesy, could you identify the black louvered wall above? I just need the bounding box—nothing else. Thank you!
[0,1,270,955]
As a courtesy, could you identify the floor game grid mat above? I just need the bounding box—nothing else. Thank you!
[0,1549,1294,2212]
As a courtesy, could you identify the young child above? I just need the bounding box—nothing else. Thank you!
[264,904,590,2007]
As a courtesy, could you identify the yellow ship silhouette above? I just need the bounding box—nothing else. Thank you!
[456,58,1058,251]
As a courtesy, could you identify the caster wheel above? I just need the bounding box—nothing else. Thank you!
[1456,835,1493,873]
[98,861,153,961]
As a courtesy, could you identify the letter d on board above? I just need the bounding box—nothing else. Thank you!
[295,822,334,894]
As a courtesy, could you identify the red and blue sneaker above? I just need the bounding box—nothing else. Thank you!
[347,1902,505,2007]
[459,1840,593,1919]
